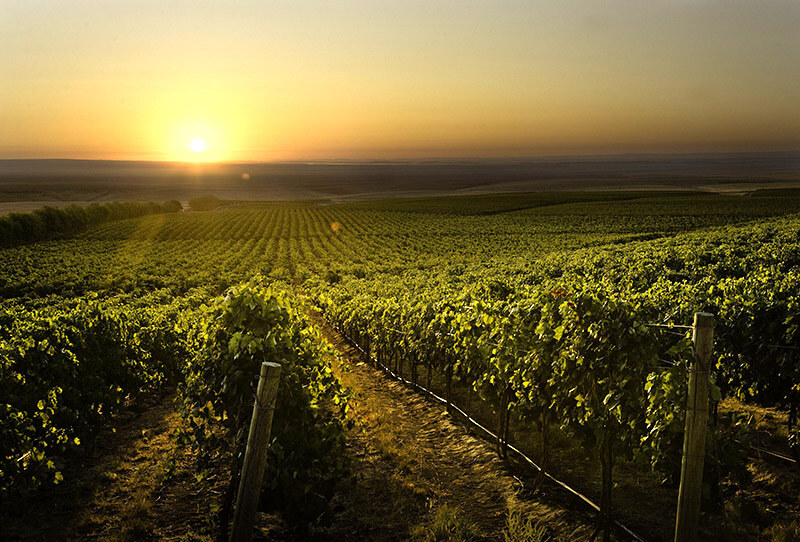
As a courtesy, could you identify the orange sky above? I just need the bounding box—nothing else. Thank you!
[1,1,798,161]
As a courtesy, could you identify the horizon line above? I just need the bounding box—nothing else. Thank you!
[1,149,799,165]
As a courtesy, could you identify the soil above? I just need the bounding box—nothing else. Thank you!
[6,320,795,541]
[1,323,600,542]
[312,316,800,542]
[313,316,598,541]
[1,390,228,542]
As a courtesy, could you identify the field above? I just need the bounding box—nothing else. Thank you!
[1,153,799,213]
[2,189,800,541]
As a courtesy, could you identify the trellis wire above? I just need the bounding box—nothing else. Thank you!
[329,317,648,542]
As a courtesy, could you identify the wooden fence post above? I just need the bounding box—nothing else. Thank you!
[674,312,714,542]
[230,362,282,542]
[445,363,453,413]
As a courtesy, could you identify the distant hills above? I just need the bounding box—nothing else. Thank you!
[0,152,798,209]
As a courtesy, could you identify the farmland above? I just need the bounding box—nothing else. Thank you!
[2,189,800,540]
[1,153,799,212]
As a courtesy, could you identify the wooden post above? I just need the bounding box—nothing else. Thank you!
[599,429,614,542]
[445,363,453,413]
[398,351,404,378]
[786,352,796,431]
[497,388,506,456]
[674,312,714,542]
[230,362,282,542]
[504,398,512,456]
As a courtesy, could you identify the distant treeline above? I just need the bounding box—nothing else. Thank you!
[0,200,181,246]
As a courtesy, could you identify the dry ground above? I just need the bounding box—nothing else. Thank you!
[6,322,796,541]
[314,316,598,541]
[314,316,800,542]
[1,390,228,542]
[1,326,600,542]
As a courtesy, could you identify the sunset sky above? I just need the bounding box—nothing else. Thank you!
[1,0,798,161]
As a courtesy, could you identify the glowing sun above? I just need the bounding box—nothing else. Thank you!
[189,139,207,153]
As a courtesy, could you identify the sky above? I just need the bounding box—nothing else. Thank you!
[1,0,798,161]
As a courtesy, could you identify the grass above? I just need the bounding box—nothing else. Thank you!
[412,505,482,542]
[766,520,800,542]
[502,510,553,542]
[113,494,155,541]
[383,346,800,541]
[412,505,553,542]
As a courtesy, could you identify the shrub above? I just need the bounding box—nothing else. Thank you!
[179,276,350,529]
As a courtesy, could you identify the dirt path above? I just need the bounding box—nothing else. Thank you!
[5,320,602,542]
[1,391,227,542]
[315,317,597,541]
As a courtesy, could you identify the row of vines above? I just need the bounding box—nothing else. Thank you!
[1,278,351,534]
[2,195,799,536]
[305,216,800,535]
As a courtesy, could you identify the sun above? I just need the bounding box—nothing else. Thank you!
[189,139,206,153]
[170,123,222,161]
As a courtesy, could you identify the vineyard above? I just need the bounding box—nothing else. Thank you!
[2,190,800,540]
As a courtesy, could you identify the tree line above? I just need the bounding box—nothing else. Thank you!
[0,200,182,246]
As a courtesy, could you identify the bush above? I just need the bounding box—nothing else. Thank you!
[0,292,196,501]
[179,276,350,530]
